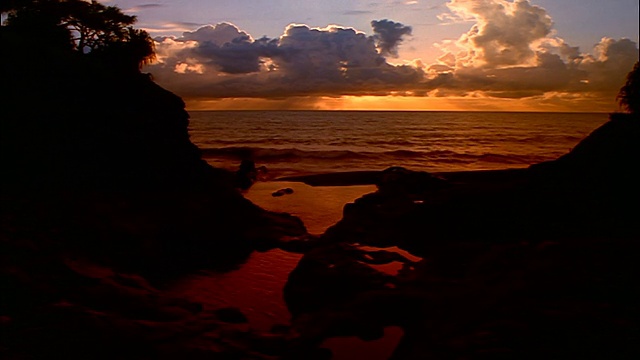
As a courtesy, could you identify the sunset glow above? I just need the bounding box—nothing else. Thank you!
[101,0,640,112]
[186,94,617,112]
[3,1,639,358]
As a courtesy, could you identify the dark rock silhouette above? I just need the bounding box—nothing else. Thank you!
[2,3,639,359]
[215,307,249,323]
[272,188,295,197]
[235,160,269,189]
[236,159,258,189]
[376,166,449,196]
[532,112,640,187]
[283,113,640,358]
[1,3,306,358]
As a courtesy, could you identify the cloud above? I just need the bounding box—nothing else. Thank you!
[137,4,163,9]
[124,3,163,12]
[145,1,638,111]
[141,21,205,33]
[442,0,553,67]
[371,19,413,57]
[577,37,639,92]
[147,20,423,99]
[343,10,374,15]
[426,0,639,103]
[181,23,253,45]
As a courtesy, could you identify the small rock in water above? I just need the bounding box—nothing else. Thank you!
[272,188,294,197]
[235,160,255,189]
[270,324,291,334]
[215,307,248,323]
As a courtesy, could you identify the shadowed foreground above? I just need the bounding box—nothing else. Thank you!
[1,6,308,357]
[2,3,639,358]
[282,112,640,359]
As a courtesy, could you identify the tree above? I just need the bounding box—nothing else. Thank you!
[0,0,35,15]
[617,61,640,114]
[63,0,136,53]
[3,0,155,69]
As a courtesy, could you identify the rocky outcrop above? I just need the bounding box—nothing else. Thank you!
[1,249,298,359]
[284,238,639,359]
[0,24,307,358]
[283,114,640,359]
[321,115,640,252]
[531,112,640,187]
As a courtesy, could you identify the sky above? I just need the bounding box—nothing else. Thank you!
[105,0,639,111]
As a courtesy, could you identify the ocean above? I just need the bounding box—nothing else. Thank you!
[178,110,611,358]
[188,111,610,176]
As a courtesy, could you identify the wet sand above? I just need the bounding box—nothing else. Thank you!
[245,181,378,235]
[277,167,530,188]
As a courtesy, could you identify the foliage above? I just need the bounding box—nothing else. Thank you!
[617,61,640,114]
[0,0,36,14]
[2,0,155,70]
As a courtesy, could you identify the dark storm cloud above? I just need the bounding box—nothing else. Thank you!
[175,23,278,74]
[371,19,413,57]
[149,21,422,98]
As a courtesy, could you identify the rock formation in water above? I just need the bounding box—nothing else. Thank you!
[283,112,640,359]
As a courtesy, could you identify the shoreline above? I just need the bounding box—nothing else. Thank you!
[275,167,531,187]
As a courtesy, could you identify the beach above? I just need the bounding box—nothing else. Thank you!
[3,3,638,358]
[245,181,378,235]
[174,110,618,348]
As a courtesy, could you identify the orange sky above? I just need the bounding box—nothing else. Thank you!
[186,94,617,112]
[131,0,638,112]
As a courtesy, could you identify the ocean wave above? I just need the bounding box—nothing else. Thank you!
[201,147,368,161]
[200,146,543,165]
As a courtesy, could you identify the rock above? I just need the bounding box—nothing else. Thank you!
[272,188,294,197]
[270,324,291,334]
[215,307,248,324]
[531,112,640,189]
[236,159,258,190]
[276,234,320,253]
[281,114,640,358]
[376,166,448,196]
[284,243,393,317]
[1,12,311,358]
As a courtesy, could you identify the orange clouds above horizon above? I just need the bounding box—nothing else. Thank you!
[185,93,617,113]
[144,0,639,112]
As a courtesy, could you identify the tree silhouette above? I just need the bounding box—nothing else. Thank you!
[65,0,136,52]
[2,0,154,70]
[0,0,35,15]
[617,61,640,114]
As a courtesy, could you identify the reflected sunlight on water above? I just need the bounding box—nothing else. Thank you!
[175,111,610,357]
[168,248,302,331]
[170,182,376,331]
[322,326,404,360]
[245,181,377,235]
[190,111,608,177]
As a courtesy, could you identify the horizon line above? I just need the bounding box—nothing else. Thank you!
[186,109,613,114]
